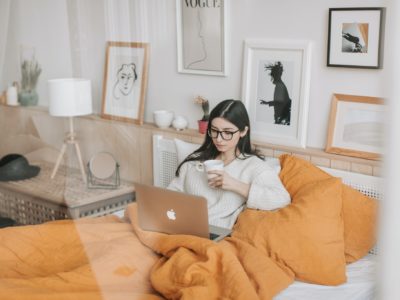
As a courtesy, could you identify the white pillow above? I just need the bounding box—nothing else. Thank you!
[174,139,200,164]
[265,157,281,174]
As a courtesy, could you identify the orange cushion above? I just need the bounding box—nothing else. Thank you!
[279,154,378,263]
[232,178,346,285]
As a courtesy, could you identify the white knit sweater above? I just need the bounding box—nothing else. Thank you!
[167,155,291,229]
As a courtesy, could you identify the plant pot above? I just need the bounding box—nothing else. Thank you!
[197,120,208,134]
[18,90,38,106]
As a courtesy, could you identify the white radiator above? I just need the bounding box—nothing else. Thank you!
[153,134,179,188]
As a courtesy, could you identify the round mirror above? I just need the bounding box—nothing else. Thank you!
[89,152,117,179]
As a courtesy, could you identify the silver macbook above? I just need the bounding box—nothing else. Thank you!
[135,183,231,242]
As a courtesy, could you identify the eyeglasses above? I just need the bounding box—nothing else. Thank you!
[207,128,240,141]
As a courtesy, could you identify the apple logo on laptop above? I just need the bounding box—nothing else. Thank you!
[166,209,176,220]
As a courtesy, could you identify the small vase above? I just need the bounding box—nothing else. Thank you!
[18,89,38,106]
[198,120,208,134]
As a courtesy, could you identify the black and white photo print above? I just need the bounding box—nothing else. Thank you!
[257,61,293,126]
[242,39,311,148]
[341,23,369,53]
[327,7,384,68]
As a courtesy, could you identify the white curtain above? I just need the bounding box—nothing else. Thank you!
[64,0,153,113]
[65,0,107,113]
[379,2,400,299]
[0,0,11,91]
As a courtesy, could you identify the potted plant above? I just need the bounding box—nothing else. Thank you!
[195,96,209,134]
[18,58,41,106]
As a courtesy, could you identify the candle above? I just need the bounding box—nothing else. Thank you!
[6,86,18,106]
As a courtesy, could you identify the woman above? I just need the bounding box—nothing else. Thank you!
[168,99,290,229]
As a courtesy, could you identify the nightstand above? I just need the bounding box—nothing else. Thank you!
[0,161,135,225]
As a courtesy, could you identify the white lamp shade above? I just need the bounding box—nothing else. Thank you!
[48,78,93,117]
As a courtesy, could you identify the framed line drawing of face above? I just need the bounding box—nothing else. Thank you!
[326,94,385,160]
[176,0,228,76]
[242,39,312,148]
[101,41,149,124]
[327,7,385,69]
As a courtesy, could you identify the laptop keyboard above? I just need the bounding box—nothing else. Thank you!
[209,233,220,240]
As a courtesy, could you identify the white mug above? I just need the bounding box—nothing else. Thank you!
[196,159,224,179]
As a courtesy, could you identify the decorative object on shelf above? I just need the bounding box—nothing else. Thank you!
[18,57,41,106]
[172,115,188,131]
[6,84,18,106]
[153,110,174,128]
[0,153,40,181]
[327,7,385,69]
[101,41,149,124]
[195,96,209,134]
[326,94,385,160]
[242,39,312,148]
[176,0,228,76]
[87,152,120,189]
[197,120,208,134]
[48,78,93,182]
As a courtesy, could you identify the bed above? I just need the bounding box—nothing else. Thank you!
[275,254,377,299]
[0,135,382,300]
[152,134,382,300]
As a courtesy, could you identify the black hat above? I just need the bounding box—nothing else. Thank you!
[0,154,40,181]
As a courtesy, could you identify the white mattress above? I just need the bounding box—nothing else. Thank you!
[274,254,377,300]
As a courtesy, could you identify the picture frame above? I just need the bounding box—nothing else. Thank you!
[176,0,228,76]
[101,41,149,124]
[326,94,385,160]
[327,7,385,69]
[241,39,312,148]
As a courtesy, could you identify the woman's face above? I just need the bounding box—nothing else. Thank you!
[210,117,247,155]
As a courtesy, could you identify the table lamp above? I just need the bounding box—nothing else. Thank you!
[48,78,92,182]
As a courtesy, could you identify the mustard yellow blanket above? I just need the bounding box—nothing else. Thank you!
[0,204,294,300]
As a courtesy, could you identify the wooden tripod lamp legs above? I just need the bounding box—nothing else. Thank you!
[50,117,87,183]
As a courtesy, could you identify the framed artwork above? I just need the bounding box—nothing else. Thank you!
[241,39,312,148]
[327,7,385,69]
[101,41,149,124]
[326,94,385,160]
[176,0,228,76]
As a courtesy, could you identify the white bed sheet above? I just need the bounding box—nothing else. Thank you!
[274,254,377,300]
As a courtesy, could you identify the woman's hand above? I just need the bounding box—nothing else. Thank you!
[207,170,250,198]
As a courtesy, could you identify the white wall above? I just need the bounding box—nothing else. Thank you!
[1,0,390,149]
[1,0,73,103]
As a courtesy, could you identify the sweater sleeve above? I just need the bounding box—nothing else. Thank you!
[167,162,189,192]
[246,166,291,211]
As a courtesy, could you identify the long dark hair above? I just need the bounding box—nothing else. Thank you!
[175,99,263,176]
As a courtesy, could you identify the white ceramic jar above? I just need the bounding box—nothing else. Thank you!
[153,110,174,128]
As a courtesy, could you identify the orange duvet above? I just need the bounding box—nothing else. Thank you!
[0,204,294,300]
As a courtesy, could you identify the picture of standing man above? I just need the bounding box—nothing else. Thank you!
[259,61,292,125]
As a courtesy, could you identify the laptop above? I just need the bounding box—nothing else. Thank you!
[135,183,231,242]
